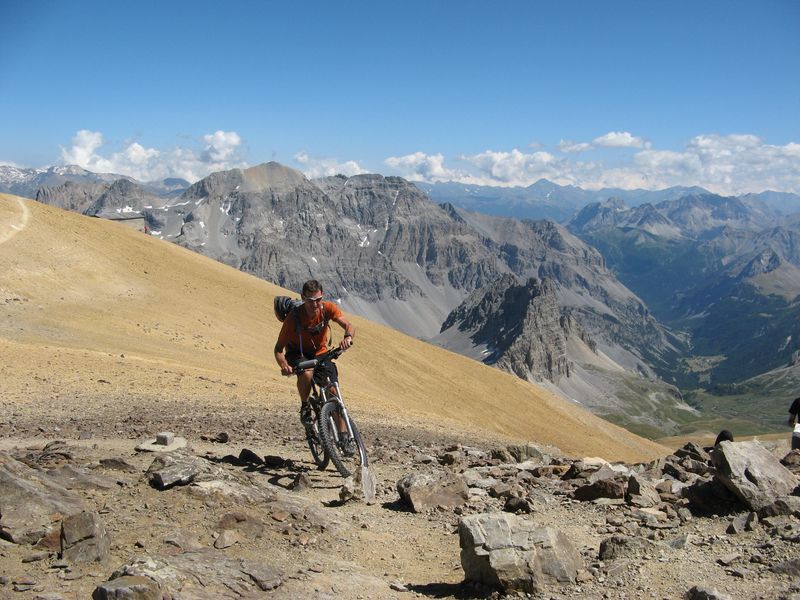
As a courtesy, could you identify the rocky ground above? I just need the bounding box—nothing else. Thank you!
[1,407,799,600]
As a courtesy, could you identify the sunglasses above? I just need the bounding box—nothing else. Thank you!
[303,295,324,303]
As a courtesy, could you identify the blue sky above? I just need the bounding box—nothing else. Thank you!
[1,0,798,194]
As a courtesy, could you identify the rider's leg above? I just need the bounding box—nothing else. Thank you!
[297,370,313,402]
[297,371,314,425]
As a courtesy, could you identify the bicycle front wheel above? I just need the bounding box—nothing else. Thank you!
[319,401,368,477]
[306,415,329,470]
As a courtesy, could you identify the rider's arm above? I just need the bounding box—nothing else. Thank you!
[274,336,294,376]
[333,315,355,350]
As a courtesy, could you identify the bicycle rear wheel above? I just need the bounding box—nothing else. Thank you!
[319,401,368,477]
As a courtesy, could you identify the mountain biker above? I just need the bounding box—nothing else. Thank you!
[274,279,355,439]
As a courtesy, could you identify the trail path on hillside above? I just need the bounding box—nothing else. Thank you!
[0,195,29,245]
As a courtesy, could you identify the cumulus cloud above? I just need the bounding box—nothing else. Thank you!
[464,149,561,186]
[59,129,247,182]
[383,152,463,182]
[592,131,650,149]
[293,152,367,178]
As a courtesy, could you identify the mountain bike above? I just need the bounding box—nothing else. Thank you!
[294,347,368,477]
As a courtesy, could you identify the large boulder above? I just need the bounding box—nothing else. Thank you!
[712,441,799,511]
[459,512,582,594]
[0,452,86,544]
[396,472,468,512]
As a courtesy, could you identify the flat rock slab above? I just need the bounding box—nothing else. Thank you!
[108,552,283,597]
[0,451,86,544]
[46,465,118,491]
[713,440,799,511]
[459,512,582,594]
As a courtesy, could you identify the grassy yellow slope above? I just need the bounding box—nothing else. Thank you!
[0,195,667,461]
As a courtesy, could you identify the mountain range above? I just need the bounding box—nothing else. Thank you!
[417,180,800,222]
[5,162,800,437]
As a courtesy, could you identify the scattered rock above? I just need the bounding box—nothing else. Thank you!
[240,561,283,591]
[264,455,285,468]
[685,585,733,600]
[573,477,626,502]
[213,528,239,549]
[397,472,468,512]
[290,472,311,492]
[598,535,658,560]
[145,451,230,489]
[238,448,263,465]
[771,558,800,578]
[216,513,264,540]
[99,458,138,472]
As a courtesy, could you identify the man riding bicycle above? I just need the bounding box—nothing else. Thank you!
[274,280,355,447]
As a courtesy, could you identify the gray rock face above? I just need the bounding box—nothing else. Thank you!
[459,512,582,594]
[397,472,468,512]
[712,441,799,511]
[440,275,578,383]
[0,452,86,544]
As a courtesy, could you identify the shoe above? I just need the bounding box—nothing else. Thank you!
[300,403,314,434]
[341,437,357,457]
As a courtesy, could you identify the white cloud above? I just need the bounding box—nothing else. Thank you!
[58,129,247,182]
[557,140,592,153]
[61,130,104,165]
[293,152,367,178]
[593,131,650,149]
[381,134,800,194]
[384,152,461,182]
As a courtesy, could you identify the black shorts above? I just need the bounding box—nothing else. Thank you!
[285,351,339,387]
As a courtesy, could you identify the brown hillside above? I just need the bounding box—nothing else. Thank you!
[0,194,667,461]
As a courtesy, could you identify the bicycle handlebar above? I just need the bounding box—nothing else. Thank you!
[293,346,346,374]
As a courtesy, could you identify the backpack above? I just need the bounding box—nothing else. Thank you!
[273,296,303,322]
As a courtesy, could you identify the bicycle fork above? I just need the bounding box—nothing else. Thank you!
[327,382,355,438]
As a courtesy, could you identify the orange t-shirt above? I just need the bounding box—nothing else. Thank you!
[277,301,343,357]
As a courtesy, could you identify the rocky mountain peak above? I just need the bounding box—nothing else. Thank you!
[440,274,577,383]
[241,162,311,193]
